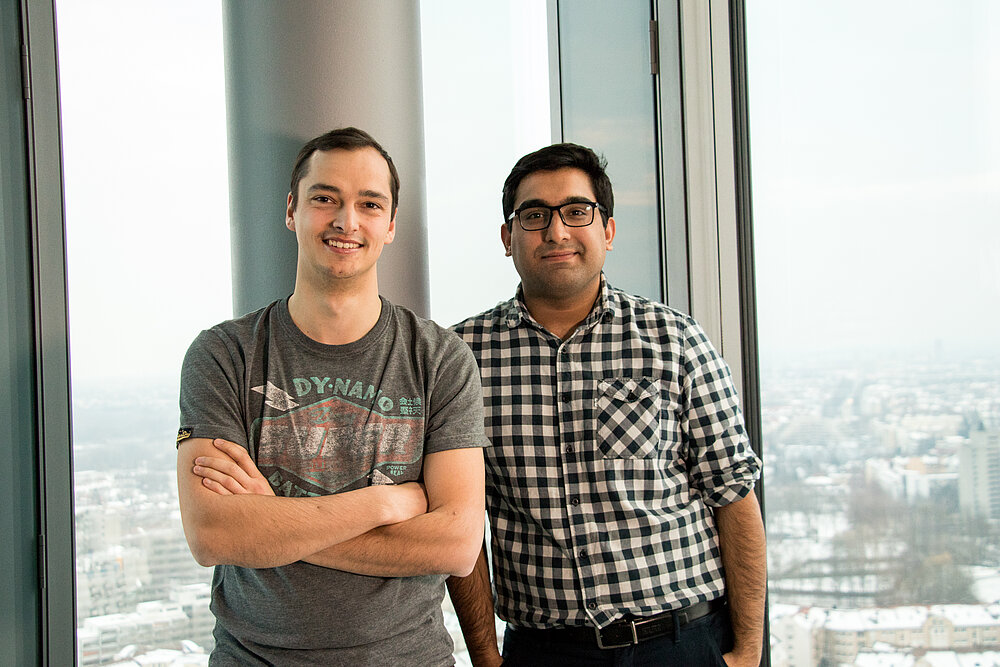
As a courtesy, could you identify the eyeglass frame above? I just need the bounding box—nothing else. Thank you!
[506,199,607,231]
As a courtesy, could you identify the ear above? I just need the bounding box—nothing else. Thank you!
[500,222,512,257]
[383,211,397,244]
[604,216,616,251]
[285,192,296,231]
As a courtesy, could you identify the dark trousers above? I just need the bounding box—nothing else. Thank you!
[500,606,735,667]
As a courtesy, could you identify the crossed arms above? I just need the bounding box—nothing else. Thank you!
[177,437,485,577]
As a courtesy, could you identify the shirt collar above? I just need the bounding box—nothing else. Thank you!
[501,286,529,329]
[503,274,617,330]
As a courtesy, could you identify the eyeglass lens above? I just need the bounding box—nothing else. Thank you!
[518,202,595,230]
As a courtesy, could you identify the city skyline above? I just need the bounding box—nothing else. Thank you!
[71,353,1000,665]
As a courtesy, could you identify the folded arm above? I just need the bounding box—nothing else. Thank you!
[191,439,486,577]
[177,437,427,568]
[304,446,485,576]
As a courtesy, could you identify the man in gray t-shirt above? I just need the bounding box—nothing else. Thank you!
[176,128,488,666]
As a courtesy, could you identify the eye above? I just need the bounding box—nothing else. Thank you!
[362,201,384,211]
[313,195,335,204]
[564,204,591,217]
[521,208,546,220]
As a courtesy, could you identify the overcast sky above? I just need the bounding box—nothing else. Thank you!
[747,0,1000,364]
[56,0,999,389]
[57,0,231,386]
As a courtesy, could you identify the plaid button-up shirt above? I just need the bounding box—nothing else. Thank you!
[452,277,761,629]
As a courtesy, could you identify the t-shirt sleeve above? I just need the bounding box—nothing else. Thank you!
[423,331,490,455]
[679,315,761,507]
[177,328,250,449]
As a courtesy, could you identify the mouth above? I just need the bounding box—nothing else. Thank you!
[324,239,362,249]
[540,248,579,261]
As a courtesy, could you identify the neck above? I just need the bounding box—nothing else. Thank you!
[287,278,382,345]
[522,281,601,340]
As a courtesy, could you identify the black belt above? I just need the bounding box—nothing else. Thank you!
[512,597,727,650]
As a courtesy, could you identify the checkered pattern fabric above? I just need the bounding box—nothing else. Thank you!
[452,277,761,629]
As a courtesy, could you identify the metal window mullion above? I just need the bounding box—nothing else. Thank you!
[22,0,77,664]
[678,1,726,354]
[679,0,768,664]
[677,0,747,393]
[547,0,562,143]
[708,1,743,388]
[653,0,691,312]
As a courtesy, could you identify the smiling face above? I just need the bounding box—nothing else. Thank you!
[286,147,396,292]
[501,167,615,305]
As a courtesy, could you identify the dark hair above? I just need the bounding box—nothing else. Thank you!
[288,127,400,216]
[501,143,614,227]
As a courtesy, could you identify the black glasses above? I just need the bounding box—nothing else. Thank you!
[507,200,605,231]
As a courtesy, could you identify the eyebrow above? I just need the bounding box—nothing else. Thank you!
[307,183,390,202]
[517,195,594,209]
[358,189,390,203]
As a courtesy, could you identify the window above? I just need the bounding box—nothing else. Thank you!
[57,1,231,661]
[421,1,549,327]
[747,2,1000,664]
[419,2,550,660]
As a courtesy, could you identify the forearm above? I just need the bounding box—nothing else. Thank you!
[304,447,486,576]
[447,546,502,667]
[715,491,768,665]
[303,503,484,576]
[182,485,398,568]
[178,437,423,568]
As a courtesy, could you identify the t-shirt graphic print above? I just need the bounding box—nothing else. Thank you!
[251,374,424,496]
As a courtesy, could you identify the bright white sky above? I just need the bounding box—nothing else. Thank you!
[57,0,1000,390]
[747,0,1000,365]
[57,1,231,386]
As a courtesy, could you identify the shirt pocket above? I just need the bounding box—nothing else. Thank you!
[595,377,661,458]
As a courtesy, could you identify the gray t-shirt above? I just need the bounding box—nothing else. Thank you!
[178,297,488,666]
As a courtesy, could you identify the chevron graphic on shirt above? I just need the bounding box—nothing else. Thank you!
[254,394,423,496]
[251,381,299,410]
[370,469,394,485]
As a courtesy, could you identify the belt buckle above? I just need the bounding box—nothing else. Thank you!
[594,619,639,650]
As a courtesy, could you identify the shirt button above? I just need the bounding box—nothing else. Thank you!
[588,601,598,610]
[561,393,571,403]
[579,549,588,559]
[565,444,574,454]
[570,497,580,506]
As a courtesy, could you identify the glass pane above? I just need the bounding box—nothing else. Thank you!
[419,2,550,662]
[421,0,550,329]
[747,2,1000,665]
[559,0,661,301]
[57,1,231,663]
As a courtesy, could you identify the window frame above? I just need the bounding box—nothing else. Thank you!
[673,0,767,662]
[20,0,77,663]
[16,0,764,662]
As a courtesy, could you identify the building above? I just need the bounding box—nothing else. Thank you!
[78,585,213,666]
[960,429,1000,520]
[769,604,1000,667]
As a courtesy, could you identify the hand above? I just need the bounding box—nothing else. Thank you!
[470,649,503,667]
[193,438,274,496]
[723,649,761,667]
[382,481,429,524]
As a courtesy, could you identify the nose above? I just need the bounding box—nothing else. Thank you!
[542,212,572,243]
[332,206,359,232]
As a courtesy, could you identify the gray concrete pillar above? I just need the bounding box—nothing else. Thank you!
[223,0,429,317]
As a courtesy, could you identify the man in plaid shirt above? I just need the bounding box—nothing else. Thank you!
[447,143,766,666]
